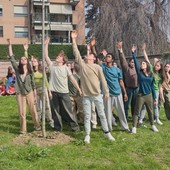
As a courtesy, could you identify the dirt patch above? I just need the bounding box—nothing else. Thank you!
[12,131,74,147]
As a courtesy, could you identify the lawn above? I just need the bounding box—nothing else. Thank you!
[0,96,169,170]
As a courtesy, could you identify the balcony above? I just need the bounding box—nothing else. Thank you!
[31,34,71,44]
[32,0,49,6]
[51,35,69,43]
[70,0,80,5]
[32,13,49,23]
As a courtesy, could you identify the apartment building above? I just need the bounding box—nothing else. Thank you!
[0,0,85,45]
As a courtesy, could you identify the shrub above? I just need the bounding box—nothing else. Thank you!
[0,44,86,60]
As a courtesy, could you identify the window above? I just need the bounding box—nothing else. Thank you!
[0,7,2,16]
[15,26,28,38]
[0,26,3,37]
[14,6,28,16]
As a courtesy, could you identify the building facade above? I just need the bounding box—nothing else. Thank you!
[0,0,85,45]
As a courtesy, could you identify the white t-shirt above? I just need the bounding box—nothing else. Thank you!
[49,64,72,93]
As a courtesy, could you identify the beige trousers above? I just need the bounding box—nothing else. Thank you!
[70,96,84,124]
[16,90,40,133]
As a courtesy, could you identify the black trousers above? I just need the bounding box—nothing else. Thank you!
[50,91,79,131]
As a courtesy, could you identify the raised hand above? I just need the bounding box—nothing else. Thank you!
[131,44,137,53]
[71,30,78,39]
[101,49,108,57]
[45,37,50,45]
[141,43,146,51]
[7,38,11,45]
[90,36,96,47]
[117,41,123,50]
[23,43,29,51]
[87,44,91,51]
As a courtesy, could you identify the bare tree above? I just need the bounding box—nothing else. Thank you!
[86,0,170,56]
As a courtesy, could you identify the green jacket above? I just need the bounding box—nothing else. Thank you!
[9,55,35,95]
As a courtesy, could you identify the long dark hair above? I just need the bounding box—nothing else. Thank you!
[32,57,42,73]
[7,66,13,78]
[18,57,32,75]
[162,63,170,82]
[140,60,153,77]
[154,60,163,77]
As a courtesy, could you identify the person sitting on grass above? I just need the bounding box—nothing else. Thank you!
[0,66,16,95]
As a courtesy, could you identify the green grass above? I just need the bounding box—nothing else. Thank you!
[0,96,170,170]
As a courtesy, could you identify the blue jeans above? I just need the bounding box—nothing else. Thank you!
[124,87,139,118]
[83,95,109,135]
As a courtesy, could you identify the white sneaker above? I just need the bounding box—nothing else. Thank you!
[156,119,163,125]
[131,127,137,134]
[92,124,97,129]
[138,119,143,124]
[151,125,159,132]
[104,132,115,141]
[84,135,90,144]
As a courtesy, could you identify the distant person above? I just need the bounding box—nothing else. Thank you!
[0,66,16,95]
[160,63,170,120]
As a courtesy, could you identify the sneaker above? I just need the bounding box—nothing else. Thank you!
[151,125,159,132]
[49,120,54,128]
[104,132,115,141]
[138,122,147,128]
[156,119,163,125]
[92,124,97,129]
[131,127,137,134]
[138,119,143,124]
[35,126,41,131]
[84,135,90,144]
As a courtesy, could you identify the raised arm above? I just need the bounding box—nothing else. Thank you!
[90,36,97,56]
[142,43,150,64]
[71,30,83,64]
[7,39,13,57]
[7,39,18,71]
[44,37,53,66]
[23,43,29,58]
[132,45,140,75]
[87,44,91,56]
[117,41,128,70]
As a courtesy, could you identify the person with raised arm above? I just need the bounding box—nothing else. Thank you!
[138,43,163,125]
[23,43,54,128]
[7,39,41,134]
[131,44,159,134]
[117,41,138,120]
[71,30,115,144]
[44,37,81,132]
[90,38,129,131]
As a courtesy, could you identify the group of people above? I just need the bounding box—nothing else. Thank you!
[5,30,170,144]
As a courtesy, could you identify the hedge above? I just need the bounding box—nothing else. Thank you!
[0,44,87,61]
